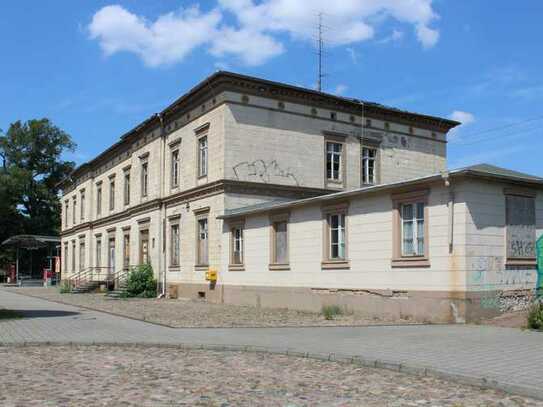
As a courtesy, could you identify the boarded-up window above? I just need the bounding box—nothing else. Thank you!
[79,241,85,271]
[170,224,180,267]
[273,221,288,264]
[506,194,536,260]
[95,238,102,268]
[71,241,76,272]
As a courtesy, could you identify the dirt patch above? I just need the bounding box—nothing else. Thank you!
[479,311,528,329]
[10,287,416,328]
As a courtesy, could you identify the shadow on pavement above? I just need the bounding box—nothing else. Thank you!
[12,310,80,318]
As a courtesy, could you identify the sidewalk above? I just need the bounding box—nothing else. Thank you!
[2,288,543,400]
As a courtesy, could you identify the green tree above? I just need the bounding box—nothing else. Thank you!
[0,119,76,264]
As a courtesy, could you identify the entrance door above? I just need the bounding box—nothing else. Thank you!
[140,230,149,265]
[108,237,115,274]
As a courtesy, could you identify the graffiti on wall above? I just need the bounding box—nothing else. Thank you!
[506,194,536,259]
[537,236,543,297]
[233,159,300,186]
[469,256,537,311]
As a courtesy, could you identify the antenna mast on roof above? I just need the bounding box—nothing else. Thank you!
[317,12,325,92]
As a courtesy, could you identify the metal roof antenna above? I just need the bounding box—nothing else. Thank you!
[316,12,325,92]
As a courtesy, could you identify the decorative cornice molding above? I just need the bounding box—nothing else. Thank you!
[60,179,333,237]
[60,72,458,192]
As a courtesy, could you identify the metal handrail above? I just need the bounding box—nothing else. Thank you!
[69,267,113,288]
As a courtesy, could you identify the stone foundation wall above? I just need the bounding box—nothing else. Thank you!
[170,282,484,323]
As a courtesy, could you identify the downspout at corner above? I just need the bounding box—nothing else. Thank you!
[157,113,167,298]
[441,171,454,254]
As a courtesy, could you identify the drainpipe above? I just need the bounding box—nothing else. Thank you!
[442,171,454,253]
[157,113,167,298]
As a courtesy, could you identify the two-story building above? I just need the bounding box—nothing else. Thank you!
[60,71,543,322]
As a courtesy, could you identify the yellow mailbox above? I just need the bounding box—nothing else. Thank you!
[205,267,218,282]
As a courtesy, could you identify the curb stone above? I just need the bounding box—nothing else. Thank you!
[1,341,541,401]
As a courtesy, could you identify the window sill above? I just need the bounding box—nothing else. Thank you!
[321,260,350,270]
[197,174,208,180]
[168,266,180,272]
[506,258,537,267]
[391,257,430,268]
[269,263,290,271]
[194,264,209,272]
[228,264,245,271]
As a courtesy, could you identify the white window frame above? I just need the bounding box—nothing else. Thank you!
[198,136,208,178]
[362,146,377,185]
[231,227,243,265]
[328,213,346,260]
[400,202,425,257]
[326,142,343,181]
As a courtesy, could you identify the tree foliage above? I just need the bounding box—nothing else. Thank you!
[0,118,76,265]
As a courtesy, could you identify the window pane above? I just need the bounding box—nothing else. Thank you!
[417,220,424,255]
[416,202,425,220]
[403,220,414,255]
[402,203,413,220]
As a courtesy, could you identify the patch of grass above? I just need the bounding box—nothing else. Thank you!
[322,305,343,320]
[527,302,543,331]
[0,309,22,320]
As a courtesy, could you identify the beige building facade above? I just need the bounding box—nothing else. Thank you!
[60,72,542,322]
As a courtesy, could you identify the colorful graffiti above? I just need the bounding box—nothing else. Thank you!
[468,255,538,311]
[537,235,543,297]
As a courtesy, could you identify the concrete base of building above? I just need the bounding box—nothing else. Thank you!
[170,283,532,323]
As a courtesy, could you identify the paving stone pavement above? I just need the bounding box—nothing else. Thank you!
[2,289,543,400]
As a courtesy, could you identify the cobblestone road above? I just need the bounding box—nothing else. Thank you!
[2,289,543,400]
[2,345,540,406]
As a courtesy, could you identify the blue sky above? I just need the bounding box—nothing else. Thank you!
[1,1,542,175]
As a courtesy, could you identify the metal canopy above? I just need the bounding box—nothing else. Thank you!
[1,235,60,250]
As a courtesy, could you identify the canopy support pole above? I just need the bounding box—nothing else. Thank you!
[16,248,19,285]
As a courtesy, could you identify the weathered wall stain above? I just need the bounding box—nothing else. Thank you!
[233,159,300,186]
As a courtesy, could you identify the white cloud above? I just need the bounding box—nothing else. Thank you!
[416,23,439,48]
[209,27,284,66]
[88,5,221,67]
[379,29,404,44]
[88,1,441,67]
[448,110,475,142]
[346,47,358,64]
[450,110,475,126]
[333,84,348,95]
